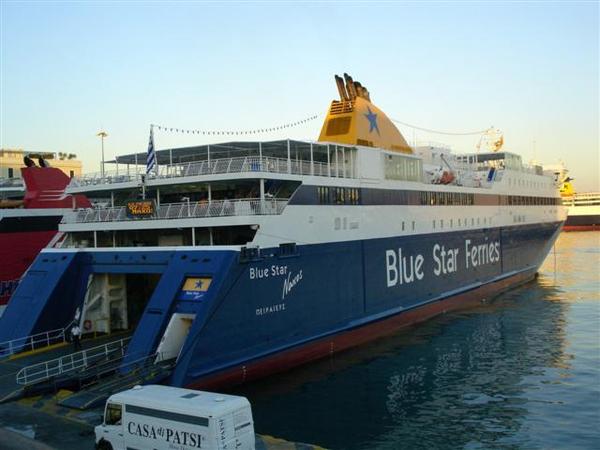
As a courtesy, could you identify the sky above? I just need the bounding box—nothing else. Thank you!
[1,0,598,191]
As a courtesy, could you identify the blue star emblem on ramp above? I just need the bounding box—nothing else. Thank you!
[195,280,203,289]
[364,107,380,135]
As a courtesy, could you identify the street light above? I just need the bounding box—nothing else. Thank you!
[96,130,108,178]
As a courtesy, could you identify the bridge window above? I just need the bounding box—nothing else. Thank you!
[384,153,423,182]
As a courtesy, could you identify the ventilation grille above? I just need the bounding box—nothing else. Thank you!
[329,100,355,115]
[326,117,352,136]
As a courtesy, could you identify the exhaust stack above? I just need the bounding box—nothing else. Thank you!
[335,75,350,102]
[343,73,358,100]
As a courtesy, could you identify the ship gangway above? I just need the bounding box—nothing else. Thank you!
[57,352,175,410]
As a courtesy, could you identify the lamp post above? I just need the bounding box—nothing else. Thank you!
[97,130,108,178]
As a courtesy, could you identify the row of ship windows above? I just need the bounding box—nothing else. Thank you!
[399,214,544,231]
[317,187,361,205]
[315,187,561,206]
[432,217,493,229]
[336,211,558,232]
[507,177,551,190]
[506,196,559,206]
[334,218,495,232]
[343,216,527,232]
[418,192,560,206]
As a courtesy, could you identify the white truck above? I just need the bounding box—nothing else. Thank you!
[95,385,255,450]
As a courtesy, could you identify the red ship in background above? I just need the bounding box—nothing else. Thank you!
[0,158,90,315]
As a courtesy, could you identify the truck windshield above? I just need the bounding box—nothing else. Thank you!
[105,403,122,426]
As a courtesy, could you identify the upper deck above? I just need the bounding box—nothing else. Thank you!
[56,142,562,249]
[66,137,553,198]
[66,140,360,195]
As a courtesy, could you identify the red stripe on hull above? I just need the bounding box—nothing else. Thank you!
[563,225,600,232]
[186,269,537,391]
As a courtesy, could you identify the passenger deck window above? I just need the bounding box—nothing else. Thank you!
[106,403,123,426]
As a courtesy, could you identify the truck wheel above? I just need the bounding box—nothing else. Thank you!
[96,440,113,450]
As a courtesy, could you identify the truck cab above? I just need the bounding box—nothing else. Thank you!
[95,385,255,450]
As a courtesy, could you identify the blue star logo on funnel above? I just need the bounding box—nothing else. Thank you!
[364,106,380,135]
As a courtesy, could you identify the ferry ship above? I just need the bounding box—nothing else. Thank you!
[548,166,600,231]
[0,159,90,314]
[0,74,566,391]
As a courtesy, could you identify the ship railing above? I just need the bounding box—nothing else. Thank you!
[64,350,174,398]
[0,327,70,359]
[67,198,288,224]
[452,158,545,177]
[568,192,600,202]
[15,336,132,386]
[68,155,350,188]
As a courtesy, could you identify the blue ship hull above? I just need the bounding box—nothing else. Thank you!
[0,221,562,388]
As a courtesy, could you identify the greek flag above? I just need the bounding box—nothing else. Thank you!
[146,126,156,174]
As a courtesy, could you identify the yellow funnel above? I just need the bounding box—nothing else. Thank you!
[318,74,412,154]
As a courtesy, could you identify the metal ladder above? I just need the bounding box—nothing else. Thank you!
[15,337,131,386]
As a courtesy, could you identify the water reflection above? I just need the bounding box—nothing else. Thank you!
[233,233,599,450]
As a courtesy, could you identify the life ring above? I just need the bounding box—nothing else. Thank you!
[83,319,92,331]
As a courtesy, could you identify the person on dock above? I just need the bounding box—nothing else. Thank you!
[70,323,82,351]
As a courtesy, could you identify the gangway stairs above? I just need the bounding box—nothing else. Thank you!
[15,337,131,387]
[22,342,132,397]
[58,352,175,410]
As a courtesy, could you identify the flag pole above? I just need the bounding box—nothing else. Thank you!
[146,124,157,176]
[152,124,158,175]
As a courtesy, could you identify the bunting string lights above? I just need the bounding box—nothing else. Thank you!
[151,114,320,136]
[390,118,490,136]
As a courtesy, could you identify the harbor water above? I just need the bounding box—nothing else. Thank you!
[235,231,600,449]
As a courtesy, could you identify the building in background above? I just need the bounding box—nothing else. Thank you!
[0,148,83,179]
